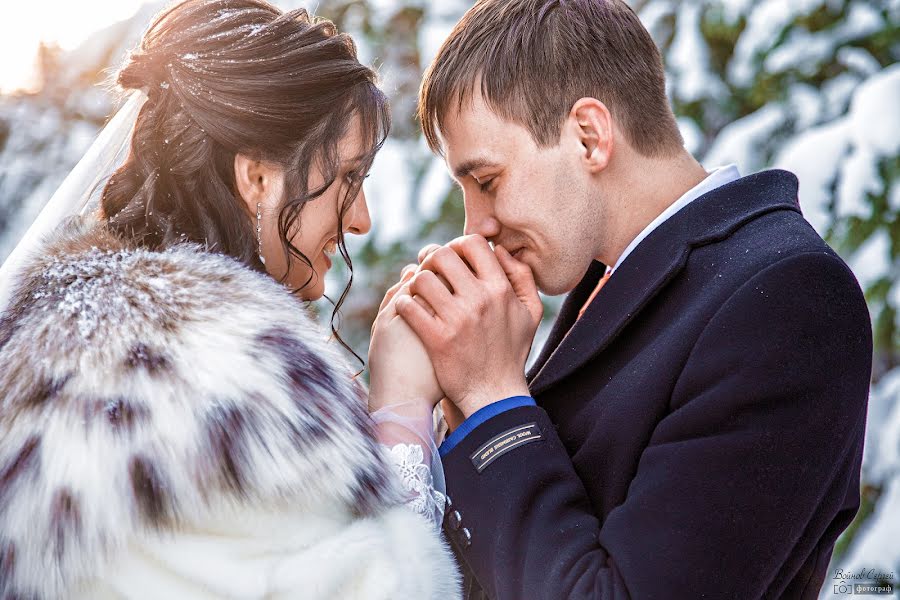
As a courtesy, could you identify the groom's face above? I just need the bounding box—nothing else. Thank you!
[441,90,606,296]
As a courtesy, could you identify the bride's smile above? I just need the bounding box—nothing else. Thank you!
[235,115,373,300]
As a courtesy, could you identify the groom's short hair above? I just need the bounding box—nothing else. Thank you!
[418,0,683,158]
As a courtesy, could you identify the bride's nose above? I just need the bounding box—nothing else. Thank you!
[346,190,372,236]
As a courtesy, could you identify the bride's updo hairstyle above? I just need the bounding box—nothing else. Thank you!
[101,0,389,295]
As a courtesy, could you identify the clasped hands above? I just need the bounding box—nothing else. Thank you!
[368,235,543,425]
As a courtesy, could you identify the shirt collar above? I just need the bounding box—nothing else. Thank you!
[607,164,741,275]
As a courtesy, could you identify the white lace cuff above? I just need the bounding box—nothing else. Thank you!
[381,442,447,530]
[371,403,446,530]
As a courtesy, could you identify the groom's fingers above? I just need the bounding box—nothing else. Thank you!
[495,245,543,324]
[378,282,439,326]
[447,235,505,281]
[417,244,442,264]
[409,270,455,316]
[389,283,438,318]
[419,246,478,296]
[396,294,440,345]
[412,294,437,318]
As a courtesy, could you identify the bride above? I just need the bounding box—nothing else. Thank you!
[0,0,459,598]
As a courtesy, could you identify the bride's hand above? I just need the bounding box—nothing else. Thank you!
[376,263,417,317]
[368,279,442,415]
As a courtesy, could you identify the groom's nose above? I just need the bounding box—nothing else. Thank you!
[463,197,501,239]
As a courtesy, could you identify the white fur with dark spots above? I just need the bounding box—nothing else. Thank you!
[0,215,459,598]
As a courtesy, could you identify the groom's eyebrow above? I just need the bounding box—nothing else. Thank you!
[453,158,500,180]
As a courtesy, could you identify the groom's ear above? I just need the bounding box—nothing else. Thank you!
[567,98,614,174]
[234,153,284,214]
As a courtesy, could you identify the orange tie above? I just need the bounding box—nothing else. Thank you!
[577,270,612,320]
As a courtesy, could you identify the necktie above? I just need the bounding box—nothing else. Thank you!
[577,269,612,321]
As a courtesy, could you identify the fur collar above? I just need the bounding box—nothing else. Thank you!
[0,216,399,598]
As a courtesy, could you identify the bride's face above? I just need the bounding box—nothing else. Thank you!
[240,117,372,300]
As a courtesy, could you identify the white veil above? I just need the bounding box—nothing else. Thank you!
[0,89,148,314]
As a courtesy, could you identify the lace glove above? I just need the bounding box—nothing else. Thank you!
[371,402,447,531]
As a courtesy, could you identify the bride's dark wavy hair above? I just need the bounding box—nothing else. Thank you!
[101,0,389,360]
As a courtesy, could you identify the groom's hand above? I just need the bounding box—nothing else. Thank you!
[396,235,543,418]
[376,251,448,318]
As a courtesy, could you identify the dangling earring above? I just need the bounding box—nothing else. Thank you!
[256,202,266,265]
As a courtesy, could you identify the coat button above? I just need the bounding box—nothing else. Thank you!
[448,510,462,530]
[460,527,472,548]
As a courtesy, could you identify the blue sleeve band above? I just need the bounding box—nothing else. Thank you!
[439,395,537,457]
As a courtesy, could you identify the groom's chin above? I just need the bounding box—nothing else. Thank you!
[534,262,593,297]
[534,271,574,297]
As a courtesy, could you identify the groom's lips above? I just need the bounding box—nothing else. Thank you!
[495,242,527,260]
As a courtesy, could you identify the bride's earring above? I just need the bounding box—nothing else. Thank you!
[256,202,266,265]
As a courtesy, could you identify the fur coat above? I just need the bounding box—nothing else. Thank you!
[0,215,460,599]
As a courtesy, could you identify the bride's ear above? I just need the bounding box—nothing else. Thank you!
[234,153,284,213]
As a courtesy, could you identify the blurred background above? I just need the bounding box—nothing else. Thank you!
[0,0,897,592]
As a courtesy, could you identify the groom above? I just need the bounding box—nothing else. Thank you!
[379,0,873,598]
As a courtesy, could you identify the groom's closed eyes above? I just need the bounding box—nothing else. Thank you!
[452,157,502,182]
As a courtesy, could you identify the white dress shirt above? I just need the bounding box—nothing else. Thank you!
[607,164,741,275]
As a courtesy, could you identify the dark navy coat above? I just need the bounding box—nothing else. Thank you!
[440,170,873,599]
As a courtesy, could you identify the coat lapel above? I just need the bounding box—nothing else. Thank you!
[527,169,802,397]
[526,260,607,382]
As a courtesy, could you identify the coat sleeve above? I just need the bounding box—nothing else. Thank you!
[439,251,873,599]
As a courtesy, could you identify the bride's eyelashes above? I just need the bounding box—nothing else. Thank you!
[344,169,371,186]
